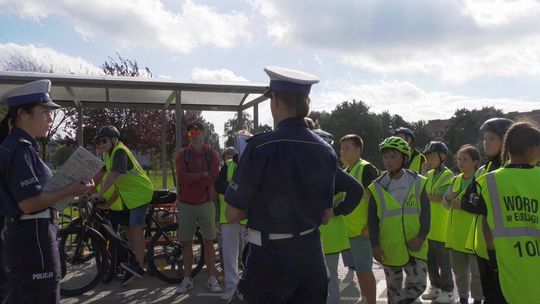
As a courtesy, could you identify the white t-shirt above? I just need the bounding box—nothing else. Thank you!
[381,170,415,206]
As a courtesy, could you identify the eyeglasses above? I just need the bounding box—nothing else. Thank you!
[187,129,204,137]
[96,138,108,145]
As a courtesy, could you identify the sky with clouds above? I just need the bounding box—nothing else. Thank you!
[1,0,540,140]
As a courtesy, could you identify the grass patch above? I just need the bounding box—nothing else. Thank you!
[146,169,176,190]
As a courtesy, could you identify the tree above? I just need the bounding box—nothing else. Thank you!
[317,100,384,167]
[223,112,254,147]
[52,145,75,168]
[0,53,77,160]
[443,107,506,157]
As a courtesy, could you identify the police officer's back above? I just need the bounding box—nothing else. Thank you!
[224,67,337,303]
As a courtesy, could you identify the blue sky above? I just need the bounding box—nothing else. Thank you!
[1,0,540,137]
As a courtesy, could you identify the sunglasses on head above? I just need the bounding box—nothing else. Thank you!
[187,129,204,137]
[96,138,108,145]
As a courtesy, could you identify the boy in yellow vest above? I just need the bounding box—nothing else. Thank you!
[90,125,154,284]
[421,141,455,303]
[368,137,430,304]
[477,122,540,303]
[312,129,364,304]
[340,134,379,304]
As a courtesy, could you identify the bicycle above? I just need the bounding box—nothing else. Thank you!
[58,192,206,296]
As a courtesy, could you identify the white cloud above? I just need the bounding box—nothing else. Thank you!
[190,67,248,82]
[1,0,251,54]
[0,43,101,74]
[250,0,540,82]
[313,79,540,122]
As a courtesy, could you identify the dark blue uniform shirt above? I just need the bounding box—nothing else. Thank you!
[225,117,337,234]
[0,127,53,217]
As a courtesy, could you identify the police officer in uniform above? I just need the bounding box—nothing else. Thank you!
[0,80,94,303]
[225,66,337,303]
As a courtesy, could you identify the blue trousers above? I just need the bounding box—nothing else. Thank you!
[3,218,60,304]
[229,230,328,304]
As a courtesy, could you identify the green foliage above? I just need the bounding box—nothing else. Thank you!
[443,107,506,156]
[52,145,76,167]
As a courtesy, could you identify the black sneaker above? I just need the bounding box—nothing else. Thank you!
[120,271,135,286]
[120,263,145,280]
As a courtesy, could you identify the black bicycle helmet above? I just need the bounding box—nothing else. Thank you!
[94,125,120,140]
[480,118,514,139]
[392,127,415,141]
[187,122,205,131]
[423,141,449,155]
[313,128,334,145]
[222,146,238,157]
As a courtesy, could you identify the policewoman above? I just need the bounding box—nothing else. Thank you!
[0,80,94,303]
[90,126,154,283]
[224,66,337,303]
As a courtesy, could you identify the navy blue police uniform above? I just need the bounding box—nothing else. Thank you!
[225,67,337,304]
[0,80,62,303]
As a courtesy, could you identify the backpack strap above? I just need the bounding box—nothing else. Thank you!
[183,147,214,172]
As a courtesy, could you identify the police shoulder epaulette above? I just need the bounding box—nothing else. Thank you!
[246,131,269,144]
[18,138,32,145]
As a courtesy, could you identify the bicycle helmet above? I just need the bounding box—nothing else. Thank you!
[379,136,412,159]
[313,128,334,145]
[423,141,449,155]
[480,118,514,139]
[94,125,120,140]
[392,127,415,141]
[222,146,238,157]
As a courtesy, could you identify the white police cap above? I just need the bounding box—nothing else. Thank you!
[0,79,60,109]
[264,66,319,96]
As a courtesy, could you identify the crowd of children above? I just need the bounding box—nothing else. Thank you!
[202,117,540,304]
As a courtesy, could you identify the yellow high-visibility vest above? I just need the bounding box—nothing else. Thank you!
[368,172,429,266]
[426,168,454,242]
[343,159,378,238]
[479,167,540,304]
[445,174,475,253]
[103,142,154,209]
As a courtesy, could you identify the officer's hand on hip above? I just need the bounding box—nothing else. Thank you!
[407,237,424,252]
[373,246,385,263]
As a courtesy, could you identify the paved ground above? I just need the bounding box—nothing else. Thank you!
[61,256,471,304]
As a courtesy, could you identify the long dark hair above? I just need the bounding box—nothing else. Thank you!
[0,103,38,143]
[502,121,540,161]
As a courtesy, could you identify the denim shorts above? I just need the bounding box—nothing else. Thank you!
[129,204,149,227]
[349,235,373,273]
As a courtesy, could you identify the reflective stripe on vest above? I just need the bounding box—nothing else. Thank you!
[104,142,154,209]
[98,172,124,211]
[370,173,429,267]
[426,168,454,242]
[483,170,540,304]
[446,174,475,253]
[343,159,374,238]
[467,161,496,259]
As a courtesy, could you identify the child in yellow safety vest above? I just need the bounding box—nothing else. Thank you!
[444,145,483,304]
[368,137,431,304]
[421,141,455,303]
[476,122,540,304]
[460,117,513,303]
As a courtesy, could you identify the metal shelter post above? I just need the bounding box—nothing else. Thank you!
[175,90,182,150]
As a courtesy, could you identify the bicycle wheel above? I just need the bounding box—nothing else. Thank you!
[59,226,108,297]
[147,223,205,284]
